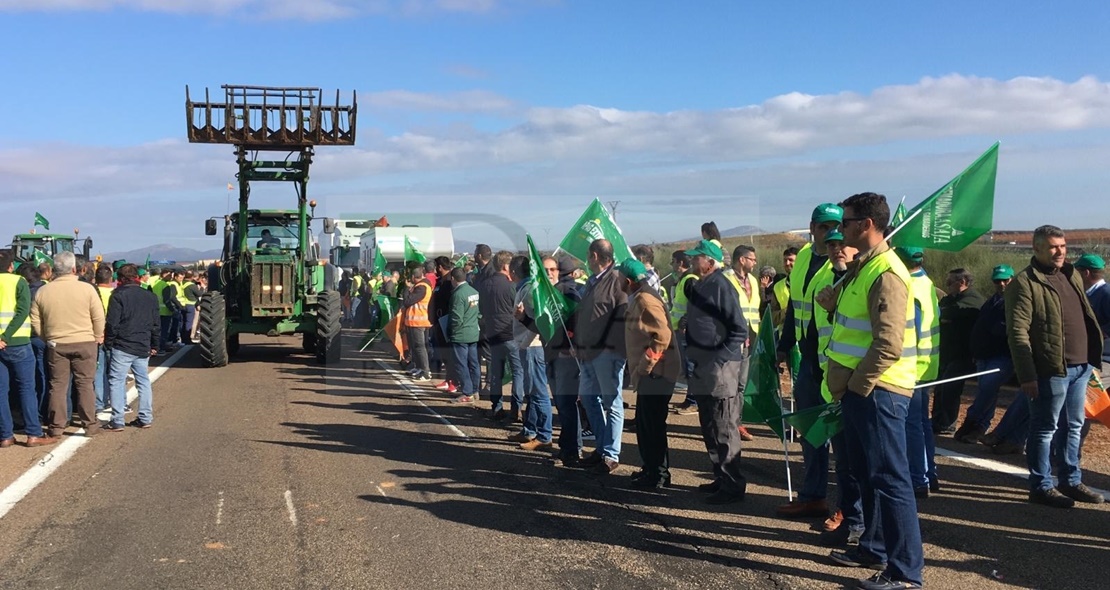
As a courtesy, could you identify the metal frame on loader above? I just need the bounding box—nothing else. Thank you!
[185,84,357,366]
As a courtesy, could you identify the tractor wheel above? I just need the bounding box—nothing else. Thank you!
[302,332,317,353]
[197,292,228,368]
[316,290,342,365]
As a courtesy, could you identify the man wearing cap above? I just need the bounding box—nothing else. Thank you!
[545,256,584,466]
[933,268,985,435]
[775,203,841,519]
[1075,253,1110,377]
[957,265,1018,447]
[573,239,629,475]
[824,193,922,590]
[670,250,699,414]
[1006,226,1104,508]
[894,246,941,499]
[684,239,749,504]
[619,258,680,488]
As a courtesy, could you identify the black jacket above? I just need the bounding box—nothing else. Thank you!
[970,292,1009,360]
[478,271,517,344]
[431,272,454,344]
[543,273,584,360]
[685,269,747,366]
[105,284,160,358]
[572,266,628,361]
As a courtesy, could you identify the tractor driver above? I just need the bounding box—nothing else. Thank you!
[256,229,281,249]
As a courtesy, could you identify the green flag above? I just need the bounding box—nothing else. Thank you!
[143,253,150,270]
[33,250,53,266]
[891,142,999,251]
[526,235,576,343]
[781,402,843,448]
[373,247,387,275]
[404,236,426,264]
[34,212,50,230]
[454,253,470,269]
[890,199,908,230]
[742,306,785,439]
[557,198,635,265]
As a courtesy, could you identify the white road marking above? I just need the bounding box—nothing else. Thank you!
[0,345,192,521]
[216,491,224,525]
[936,446,1109,497]
[373,360,468,439]
[284,490,298,526]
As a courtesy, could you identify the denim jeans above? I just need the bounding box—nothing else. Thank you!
[487,341,524,413]
[450,342,480,396]
[992,390,1030,445]
[794,355,829,502]
[905,386,937,490]
[675,330,696,406]
[578,350,626,462]
[549,356,581,459]
[830,431,864,532]
[1027,363,1091,492]
[519,346,552,442]
[108,348,153,427]
[159,315,174,350]
[31,336,48,423]
[1,343,45,439]
[841,388,924,585]
[408,327,430,376]
[182,304,196,344]
[964,356,1016,430]
[93,345,111,411]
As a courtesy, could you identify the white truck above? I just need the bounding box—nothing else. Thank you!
[359,226,454,271]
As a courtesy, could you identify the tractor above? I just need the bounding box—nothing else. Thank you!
[186,84,357,366]
[10,231,94,268]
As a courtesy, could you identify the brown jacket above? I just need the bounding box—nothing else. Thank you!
[624,289,680,388]
[825,242,913,399]
[30,275,105,345]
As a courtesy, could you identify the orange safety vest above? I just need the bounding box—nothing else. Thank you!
[403,280,433,328]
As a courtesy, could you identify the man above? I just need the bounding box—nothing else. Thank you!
[934,268,985,435]
[824,193,923,590]
[776,204,841,519]
[620,258,680,488]
[480,251,525,421]
[1,251,53,448]
[1075,253,1110,376]
[632,244,663,295]
[546,256,584,466]
[447,268,481,405]
[92,264,115,412]
[1007,226,1104,508]
[256,229,281,248]
[104,264,160,431]
[895,247,941,499]
[17,263,49,426]
[179,271,201,345]
[684,239,748,504]
[150,268,175,354]
[31,251,105,439]
[507,256,554,451]
[770,247,799,331]
[758,265,777,318]
[958,265,1017,446]
[670,250,699,414]
[724,244,761,442]
[573,239,629,475]
[401,266,434,381]
[430,256,457,393]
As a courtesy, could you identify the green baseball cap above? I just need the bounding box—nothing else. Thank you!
[811,203,843,224]
[894,246,924,262]
[1075,253,1106,270]
[685,239,724,263]
[991,264,1015,281]
[824,229,845,243]
[618,258,648,282]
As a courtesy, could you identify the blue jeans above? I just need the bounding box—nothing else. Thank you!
[841,388,924,585]
[159,315,174,350]
[487,341,524,413]
[1,344,44,439]
[578,350,626,462]
[992,390,1030,445]
[1027,364,1091,492]
[549,356,582,459]
[182,305,196,344]
[794,355,829,502]
[830,430,864,532]
[964,356,1016,430]
[108,348,153,427]
[31,336,48,423]
[676,331,696,406]
[93,346,111,411]
[451,342,479,396]
[519,347,552,442]
[905,386,937,490]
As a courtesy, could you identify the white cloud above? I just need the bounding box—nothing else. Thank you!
[0,0,534,19]
[363,89,519,114]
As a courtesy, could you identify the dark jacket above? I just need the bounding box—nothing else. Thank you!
[184,283,205,304]
[431,271,454,344]
[449,282,480,344]
[938,287,985,364]
[685,268,747,366]
[162,282,184,313]
[105,283,160,358]
[1005,259,1103,383]
[478,271,516,344]
[1088,282,1110,364]
[543,273,583,361]
[970,292,1009,360]
[572,265,628,361]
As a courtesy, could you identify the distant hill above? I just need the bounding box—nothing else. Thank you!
[102,244,222,264]
[687,225,765,241]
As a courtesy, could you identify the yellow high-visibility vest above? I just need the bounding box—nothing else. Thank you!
[908,271,940,381]
[0,274,31,339]
[787,243,832,342]
[97,286,113,314]
[725,270,762,336]
[669,273,698,330]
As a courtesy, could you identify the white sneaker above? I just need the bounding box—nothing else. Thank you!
[415,375,431,382]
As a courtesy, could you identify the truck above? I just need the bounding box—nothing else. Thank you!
[358,226,454,271]
[325,218,376,270]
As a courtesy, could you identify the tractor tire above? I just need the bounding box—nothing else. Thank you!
[302,332,317,353]
[197,292,229,368]
[316,290,342,365]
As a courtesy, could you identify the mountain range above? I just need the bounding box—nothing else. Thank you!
[101,244,222,264]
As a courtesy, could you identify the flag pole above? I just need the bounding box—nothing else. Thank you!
[780,416,794,500]
[914,368,1001,389]
[829,205,928,290]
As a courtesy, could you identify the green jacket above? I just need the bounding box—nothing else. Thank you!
[448,282,480,344]
[1005,258,1103,384]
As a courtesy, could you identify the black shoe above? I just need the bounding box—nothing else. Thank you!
[1058,483,1106,504]
[928,480,940,493]
[1029,487,1075,508]
[577,452,603,468]
[630,472,671,489]
[856,572,921,590]
[819,525,863,547]
[829,548,887,571]
[126,419,152,429]
[488,409,507,421]
[697,480,721,493]
[704,489,745,505]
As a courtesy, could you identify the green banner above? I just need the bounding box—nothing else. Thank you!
[742,305,785,440]
[34,212,50,230]
[404,235,426,264]
[557,198,635,265]
[781,402,843,448]
[526,235,576,343]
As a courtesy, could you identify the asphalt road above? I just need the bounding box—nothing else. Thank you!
[0,332,1107,590]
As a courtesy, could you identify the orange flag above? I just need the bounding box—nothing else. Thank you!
[1086,370,1110,427]
[384,312,406,360]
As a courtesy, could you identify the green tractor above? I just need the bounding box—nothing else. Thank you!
[186,84,356,366]
[10,232,94,268]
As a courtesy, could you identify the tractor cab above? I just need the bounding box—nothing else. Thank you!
[10,233,84,265]
[244,211,301,253]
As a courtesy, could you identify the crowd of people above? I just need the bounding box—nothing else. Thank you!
[358,195,1107,590]
[0,252,207,447]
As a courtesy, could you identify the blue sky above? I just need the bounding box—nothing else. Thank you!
[2,0,1109,254]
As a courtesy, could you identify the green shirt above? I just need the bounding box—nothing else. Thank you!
[448,282,480,344]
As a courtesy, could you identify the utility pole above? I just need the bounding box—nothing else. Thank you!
[606,200,621,222]
[542,227,552,251]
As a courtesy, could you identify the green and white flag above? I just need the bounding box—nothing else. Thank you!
[33,250,53,266]
[526,235,576,343]
[34,212,50,230]
[742,306,785,440]
[781,402,843,448]
[403,235,426,264]
[454,253,470,269]
[557,198,635,265]
[890,199,908,230]
[892,142,998,251]
[373,247,387,275]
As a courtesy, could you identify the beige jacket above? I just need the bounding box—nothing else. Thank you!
[624,289,680,389]
[30,275,105,344]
